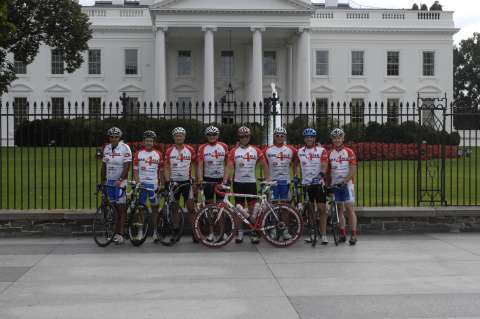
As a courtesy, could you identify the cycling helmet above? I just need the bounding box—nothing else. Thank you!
[237,126,251,136]
[274,127,287,135]
[143,130,157,139]
[330,128,345,138]
[205,126,220,136]
[172,127,186,136]
[303,128,317,137]
[107,127,122,138]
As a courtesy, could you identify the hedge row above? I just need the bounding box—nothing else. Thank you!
[14,116,460,147]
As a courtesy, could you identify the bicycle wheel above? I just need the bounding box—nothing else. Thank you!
[305,203,318,247]
[158,201,185,246]
[128,205,151,247]
[193,204,236,248]
[329,202,340,246]
[261,205,303,247]
[92,204,117,247]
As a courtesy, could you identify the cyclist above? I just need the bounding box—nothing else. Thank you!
[164,127,197,242]
[264,127,298,239]
[295,128,329,245]
[197,126,228,204]
[328,128,358,245]
[133,130,164,243]
[223,126,271,244]
[100,127,132,245]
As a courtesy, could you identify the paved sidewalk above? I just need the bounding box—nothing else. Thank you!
[1,234,480,319]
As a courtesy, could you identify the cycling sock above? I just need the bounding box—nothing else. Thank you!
[340,228,347,236]
[351,229,357,237]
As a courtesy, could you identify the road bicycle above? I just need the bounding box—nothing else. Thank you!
[126,181,153,247]
[92,184,124,247]
[193,181,303,248]
[326,184,343,246]
[293,181,325,247]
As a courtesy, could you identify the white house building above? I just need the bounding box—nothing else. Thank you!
[1,0,459,144]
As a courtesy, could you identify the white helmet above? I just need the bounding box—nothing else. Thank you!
[205,126,220,135]
[107,127,122,138]
[172,127,186,136]
[237,126,251,136]
[330,128,345,138]
[274,127,287,135]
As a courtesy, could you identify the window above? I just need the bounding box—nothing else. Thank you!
[88,49,101,75]
[220,50,234,78]
[13,97,28,129]
[351,51,364,76]
[177,51,192,76]
[316,50,329,76]
[123,97,139,115]
[51,49,64,74]
[351,98,365,125]
[89,97,102,118]
[51,98,64,119]
[387,99,400,124]
[315,98,329,127]
[177,97,192,117]
[423,51,435,76]
[263,51,277,76]
[125,49,138,75]
[14,55,27,74]
[387,51,399,76]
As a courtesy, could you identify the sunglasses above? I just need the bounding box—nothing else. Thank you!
[275,134,286,138]
[238,135,250,139]
[206,133,218,137]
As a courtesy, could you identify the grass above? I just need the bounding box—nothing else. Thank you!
[1,147,479,209]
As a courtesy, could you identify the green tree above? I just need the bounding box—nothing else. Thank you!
[411,3,419,10]
[454,33,480,107]
[420,4,428,10]
[430,1,443,11]
[0,0,92,94]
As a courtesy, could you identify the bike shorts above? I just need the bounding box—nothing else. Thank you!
[334,183,355,204]
[106,180,126,204]
[233,182,257,207]
[173,180,193,203]
[139,183,159,206]
[305,184,327,204]
[203,177,224,202]
[271,180,290,201]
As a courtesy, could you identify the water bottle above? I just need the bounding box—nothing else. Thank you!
[236,204,250,220]
[251,202,262,220]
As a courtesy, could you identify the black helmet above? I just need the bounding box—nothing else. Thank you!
[143,130,157,139]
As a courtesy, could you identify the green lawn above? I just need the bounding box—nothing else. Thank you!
[1,147,479,209]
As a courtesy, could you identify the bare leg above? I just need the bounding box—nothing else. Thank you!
[345,202,357,237]
[337,202,347,237]
[318,203,327,236]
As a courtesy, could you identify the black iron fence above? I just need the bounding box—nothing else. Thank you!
[0,96,479,209]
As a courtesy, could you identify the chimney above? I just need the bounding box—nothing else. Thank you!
[325,0,338,8]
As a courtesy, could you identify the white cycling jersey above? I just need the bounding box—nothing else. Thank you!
[197,142,228,179]
[133,149,163,189]
[103,141,132,181]
[328,146,357,185]
[265,144,297,182]
[165,145,196,182]
[227,145,265,183]
[297,145,328,185]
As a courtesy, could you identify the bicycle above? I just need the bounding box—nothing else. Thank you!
[92,184,124,247]
[193,181,303,248]
[126,181,153,247]
[156,181,190,246]
[293,181,325,247]
[326,184,343,246]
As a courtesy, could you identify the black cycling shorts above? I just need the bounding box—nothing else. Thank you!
[173,181,192,202]
[233,182,257,206]
[305,184,327,204]
[203,177,224,202]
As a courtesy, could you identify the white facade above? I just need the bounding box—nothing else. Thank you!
[1,0,458,142]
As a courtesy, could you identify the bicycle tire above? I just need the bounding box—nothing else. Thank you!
[193,204,236,248]
[128,205,151,247]
[305,203,318,247]
[93,204,117,248]
[329,202,340,246]
[158,201,185,246]
[261,205,303,247]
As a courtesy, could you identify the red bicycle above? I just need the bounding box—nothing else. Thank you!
[193,181,303,248]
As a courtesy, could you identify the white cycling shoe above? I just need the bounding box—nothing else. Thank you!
[113,234,125,245]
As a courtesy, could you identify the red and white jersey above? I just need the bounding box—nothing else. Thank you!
[198,142,228,179]
[227,145,265,183]
[103,142,132,181]
[265,144,297,182]
[165,145,196,182]
[133,149,163,189]
[297,145,328,185]
[328,146,357,185]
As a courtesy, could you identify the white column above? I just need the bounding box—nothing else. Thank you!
[154,26,168,105]
[296,28,311,105]
[251,27,265,105]
[202,26,216,105]
[286,43,294,103]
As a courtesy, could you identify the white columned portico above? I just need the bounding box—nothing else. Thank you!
[251,27,265,104]
[296,27,311,104]
[202,26,217,105]
[154,26,168,105]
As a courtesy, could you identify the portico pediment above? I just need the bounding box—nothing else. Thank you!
[151,0,314,13]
